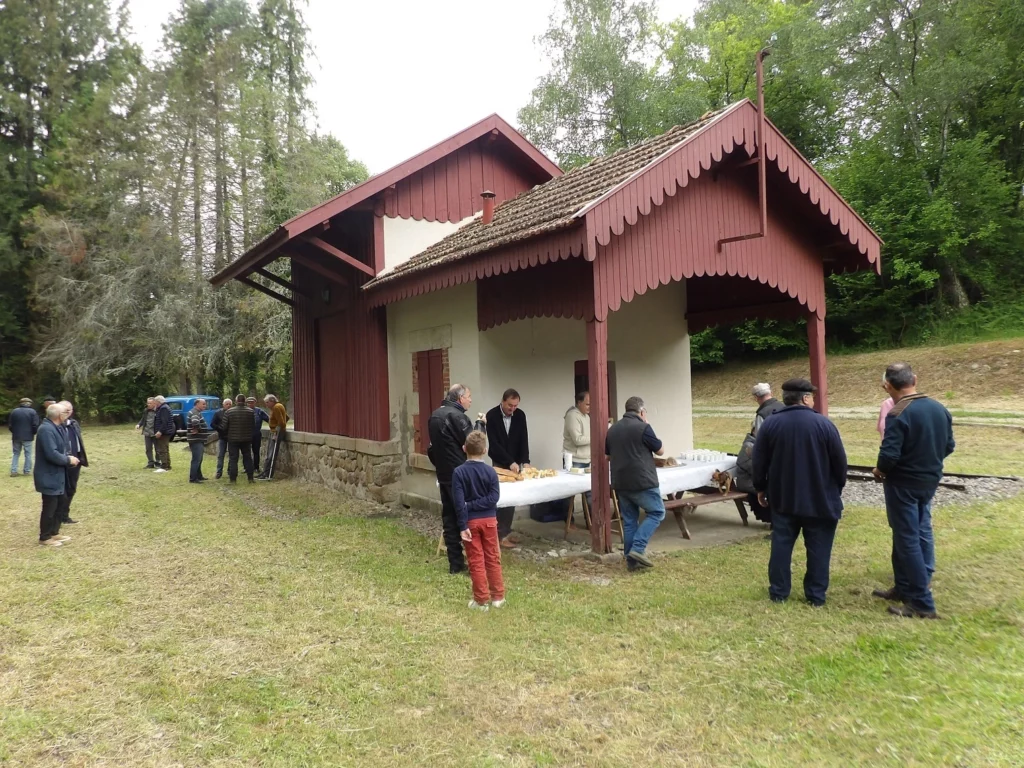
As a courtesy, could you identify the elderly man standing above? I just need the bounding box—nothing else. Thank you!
[211,398,232,479]
[734,383,785,523]
[34,403,78,547]
[258,394,288,479]
[58,401,88,524]
[753,379,848,606]
[224,394,256,484]
[428,384,477,574]
[186,398,210,483]
[247,397,270,471]
[872,363,954,619]
[605,396,666,570]
[9,397,40,477]
[563,391,591,525]
[486,388,530,547]
[152,395,175,473]
[135,398,159,469]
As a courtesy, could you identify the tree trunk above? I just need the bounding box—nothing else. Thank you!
[192,118,203,280]
[941,267,970,310]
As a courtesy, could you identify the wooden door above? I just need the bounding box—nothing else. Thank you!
[416,349,444,454]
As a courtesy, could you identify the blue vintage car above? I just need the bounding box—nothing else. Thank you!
[163,395,222,440]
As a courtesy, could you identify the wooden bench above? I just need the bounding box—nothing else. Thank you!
[663,487,750,540]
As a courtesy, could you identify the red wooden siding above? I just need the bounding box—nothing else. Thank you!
[591,170,826,322]
[382,139,537,224]
[291,290,318,432]
[292,254,390,442]
[477,256,594,331]
[582,100,879,274]
[367,227,585,307]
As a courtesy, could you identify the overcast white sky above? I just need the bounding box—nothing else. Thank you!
[127,0,698,174]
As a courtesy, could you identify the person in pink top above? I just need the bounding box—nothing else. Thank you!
[877,396,895,439]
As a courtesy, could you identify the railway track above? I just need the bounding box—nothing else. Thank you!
[845,464,1020,492]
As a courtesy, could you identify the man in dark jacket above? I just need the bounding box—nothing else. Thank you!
[486,388,530,548]
[428,384,476,574]
[152,396,175,472]
[58,401,88,523]
[872,363,955,619]
[753,379,848,606]
[9,397,40,476]
[186,399,210,483]
[605,396,666,570]
[246,396,270,469]
[34,403,78,546]
[734,383,786,523]
[210,398,232,479]
[224,394,256,484]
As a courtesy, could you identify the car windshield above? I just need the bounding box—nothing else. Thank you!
[207,399,220,410]
[166,402,184,411]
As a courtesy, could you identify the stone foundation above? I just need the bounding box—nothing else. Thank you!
[273,430,403,503]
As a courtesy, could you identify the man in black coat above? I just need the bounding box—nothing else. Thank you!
[427,384,476,574]
[734,383,786,524]
[34,403,78,546]
[58,401,88,524]
[246,396,270,469]
[753,378,848,607]
[152,396,175,472]
[486,388,530,547]
[210,398,232,479]
[9,397,40,476]
[224,394,256,484]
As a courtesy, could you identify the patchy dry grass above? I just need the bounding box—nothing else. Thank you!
[695,417,1024,477]
[692,337,1024,409]
[1,427,1023,767]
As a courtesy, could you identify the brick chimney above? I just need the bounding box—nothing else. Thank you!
[481,190,496,224]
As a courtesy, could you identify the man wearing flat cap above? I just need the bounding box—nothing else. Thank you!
[752,378,848,606]
[733,383,785,523]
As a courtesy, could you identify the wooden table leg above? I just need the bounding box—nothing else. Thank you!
[672,505,693,540]
[734,498,749,526]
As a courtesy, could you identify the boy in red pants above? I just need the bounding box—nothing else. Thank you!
[452,431,506,610]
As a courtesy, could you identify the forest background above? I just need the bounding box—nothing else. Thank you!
[2,0,1022,420]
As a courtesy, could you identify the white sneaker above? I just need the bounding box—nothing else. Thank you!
[468,600,489,611]
[39,538,63,547]
[490,599,506,609]
[54,535,71,542]
[153,468,167,473]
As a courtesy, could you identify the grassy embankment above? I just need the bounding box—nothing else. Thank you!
[1,425,1022,766]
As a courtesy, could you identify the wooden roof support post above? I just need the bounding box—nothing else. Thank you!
[807,311,829,416]
[587,316,613,554]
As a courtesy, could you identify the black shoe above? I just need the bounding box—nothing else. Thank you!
[144,464,155,469]
[888,604,939,619]
[189,479,205,484]
[229,479,237,484]
[215,472,222,479]
[247,477,255,484]
[626,549,654,568]
[807,600,825,608]
[63,518,78,524]
[770,596,787,603]
[872,586,903,601]
[449,564,468,575]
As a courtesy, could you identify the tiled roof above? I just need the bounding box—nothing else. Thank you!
[365,104,738,290]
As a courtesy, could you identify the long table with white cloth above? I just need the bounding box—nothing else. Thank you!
[496,457,738,508]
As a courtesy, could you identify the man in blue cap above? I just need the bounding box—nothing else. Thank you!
[753,378,848,606]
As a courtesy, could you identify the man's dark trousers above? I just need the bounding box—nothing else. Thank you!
[189,442,206,482]
[496,507,515,541]
[39,494,65,541]
[252,436,262,472]
[438,482,466,572]
[883,483,937,613]
[228,441,254,481]
[216,438,228,477]
[769,514,838,605]
[62,465,81,522]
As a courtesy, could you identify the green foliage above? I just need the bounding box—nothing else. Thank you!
[523,0,1024,360]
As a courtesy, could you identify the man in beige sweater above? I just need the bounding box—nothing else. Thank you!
[563,391,592,525]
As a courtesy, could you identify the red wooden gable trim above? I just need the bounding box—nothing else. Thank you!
[476,256,595,331]
[579,100,881,274]
[366,226,585,308]
[282,114,560,237]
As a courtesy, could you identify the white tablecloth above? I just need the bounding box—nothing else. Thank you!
[496,458,737,507]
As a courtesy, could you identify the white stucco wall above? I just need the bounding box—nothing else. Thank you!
[381,215,469,275]
[607,280,693,458]
[387,282,480,455]
[386,277,693,491]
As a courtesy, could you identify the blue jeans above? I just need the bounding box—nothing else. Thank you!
[769,514,838,604]
[11,439,33,474]
[884,483,937,612]
[216,438,228,475]
[189,442,206,482]
[615,487,666,557]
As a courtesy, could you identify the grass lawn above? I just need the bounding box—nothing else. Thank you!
[2,426,1023,766]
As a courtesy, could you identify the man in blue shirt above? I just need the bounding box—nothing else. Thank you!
[872,363,955,619]
[753,379,848,606]
[605,396,666,570]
